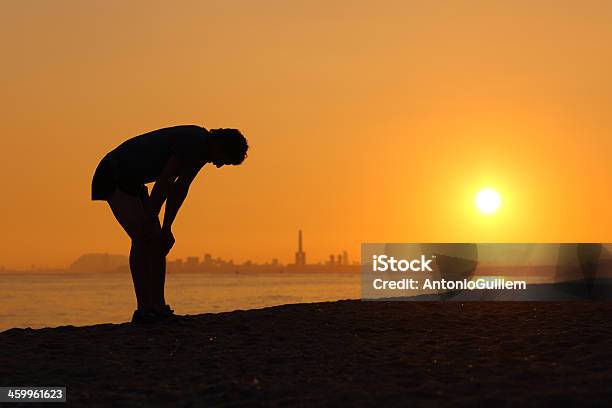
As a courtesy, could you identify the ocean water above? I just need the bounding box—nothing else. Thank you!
[0,272,360,331]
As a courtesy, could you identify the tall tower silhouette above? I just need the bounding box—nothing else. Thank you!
[295,230,306,266]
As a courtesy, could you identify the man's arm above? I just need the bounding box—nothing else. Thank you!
[150,155,182,216]
[161,163,201,232]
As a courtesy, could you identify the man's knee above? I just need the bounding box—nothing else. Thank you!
[131,224,162,250]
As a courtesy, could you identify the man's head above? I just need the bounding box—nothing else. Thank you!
[208,128,249,168]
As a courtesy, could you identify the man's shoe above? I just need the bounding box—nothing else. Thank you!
[131,309,160,324]
[155,304,190,322]
[161,304,175,316]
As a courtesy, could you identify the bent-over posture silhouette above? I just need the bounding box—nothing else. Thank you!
[92,125,248,323]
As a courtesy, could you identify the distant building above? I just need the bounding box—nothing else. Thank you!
[185,256,199,265]
[167,258,183,273]
[294,230,306,266]
[328,254,335,266]
[184,256,200,272]
[203,253,212,267]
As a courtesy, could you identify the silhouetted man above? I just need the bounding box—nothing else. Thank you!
[92,125,248,323]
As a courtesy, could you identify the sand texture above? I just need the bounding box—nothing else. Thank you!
[1,301,612,407]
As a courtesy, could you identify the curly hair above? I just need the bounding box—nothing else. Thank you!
[209,128,249,165]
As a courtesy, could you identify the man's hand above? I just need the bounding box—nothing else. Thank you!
[160,228,175,256]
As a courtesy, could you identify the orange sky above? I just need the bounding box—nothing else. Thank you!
[1,1,612,269]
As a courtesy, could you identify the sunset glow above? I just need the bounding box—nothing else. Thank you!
[1,2,612,269]
[476,188,502,215]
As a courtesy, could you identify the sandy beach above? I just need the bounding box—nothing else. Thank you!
[1,300,612,407]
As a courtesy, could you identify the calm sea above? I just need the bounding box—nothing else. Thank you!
[0,272,360,332]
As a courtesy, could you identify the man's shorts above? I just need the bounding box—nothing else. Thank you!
[91,155,148,201]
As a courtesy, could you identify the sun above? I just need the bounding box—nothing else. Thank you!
[475,188,501,214]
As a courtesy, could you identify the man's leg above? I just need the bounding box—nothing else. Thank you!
[107,188,161,311]
[151,251,167,309]
[141,198,167,309]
